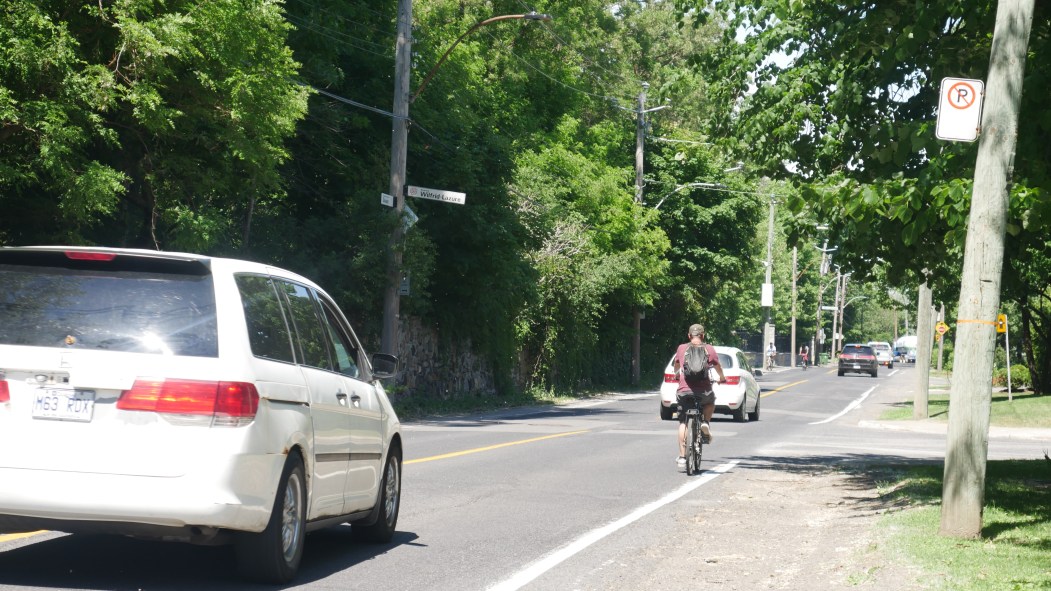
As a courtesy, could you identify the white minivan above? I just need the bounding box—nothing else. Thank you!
[0,246,402,583]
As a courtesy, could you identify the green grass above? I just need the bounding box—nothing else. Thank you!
[880,390,1051,429]
[869,460,1051,590]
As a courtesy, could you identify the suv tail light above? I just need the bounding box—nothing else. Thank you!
[0,380,9,403]
[118,379,259,426]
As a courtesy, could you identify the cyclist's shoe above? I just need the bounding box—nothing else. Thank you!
[676,456,686,470]
[700,421,713,443]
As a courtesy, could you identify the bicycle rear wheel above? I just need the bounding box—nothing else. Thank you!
[685,417,699,475]
[692,418,703,471]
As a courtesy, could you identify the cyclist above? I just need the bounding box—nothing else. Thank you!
[766,342,777,370]
[799,344,809,370]
[673,324,726,470]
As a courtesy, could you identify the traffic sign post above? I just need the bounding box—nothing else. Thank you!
[936,77,985,142]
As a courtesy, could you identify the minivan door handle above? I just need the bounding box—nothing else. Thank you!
[350,394,362,408]
[336,391,348,406]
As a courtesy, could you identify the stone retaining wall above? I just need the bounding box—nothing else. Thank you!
[393,316,497,399]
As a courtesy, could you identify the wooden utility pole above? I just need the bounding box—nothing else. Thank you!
[790,246,797,368]
[381,0,413,356]
[914,280,932,419]
[631,82,647,386]
[937,302,946,371]
[941,0,1034,539]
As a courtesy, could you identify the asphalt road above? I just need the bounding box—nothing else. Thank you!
[0,364,1042,590]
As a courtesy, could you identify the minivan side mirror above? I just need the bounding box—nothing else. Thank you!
[370,352,398,380]
[753,368,763,377]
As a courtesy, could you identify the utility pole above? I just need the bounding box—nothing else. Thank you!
[631,82,647,386]
[830,269,841,358]
[937,302,946,370]
[762,197,776,361]
[914,279,932,419]
[790,246,797,368]
[814,240,835,365]
[381,0,413,356]
[836,273,850,353]
[941,0,1034,540]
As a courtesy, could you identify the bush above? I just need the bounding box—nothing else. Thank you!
[992,364,1031,389]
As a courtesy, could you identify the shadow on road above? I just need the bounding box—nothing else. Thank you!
[0,525,422,590]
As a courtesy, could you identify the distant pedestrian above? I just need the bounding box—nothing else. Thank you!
[766,342,776,370]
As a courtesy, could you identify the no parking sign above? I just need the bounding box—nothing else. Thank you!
[936,77,985,142]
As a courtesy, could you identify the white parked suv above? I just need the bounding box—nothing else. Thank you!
[659,345,763,422]
[867,341,895,368]
[0,246,402,583]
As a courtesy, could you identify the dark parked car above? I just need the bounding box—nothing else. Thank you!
[838,344,878,377]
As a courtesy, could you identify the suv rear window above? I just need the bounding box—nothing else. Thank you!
[0,262,218,357]
[842,345,874,355]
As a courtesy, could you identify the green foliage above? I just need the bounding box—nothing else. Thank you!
[0,0,308,249]
[993,365,1032,390]
[511,119,670,388]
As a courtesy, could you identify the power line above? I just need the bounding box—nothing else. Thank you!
[479,28,635,105]
[285,14,394,60]
[510,0,647,89]
[305,84,459,153]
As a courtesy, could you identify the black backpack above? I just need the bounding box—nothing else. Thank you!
[681,344,710,382]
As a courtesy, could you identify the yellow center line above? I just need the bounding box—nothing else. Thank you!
[761,379,808,397]
[0,531,47,543]
[405,430,590,465]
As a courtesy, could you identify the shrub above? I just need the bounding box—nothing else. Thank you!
[992,365,1031,389]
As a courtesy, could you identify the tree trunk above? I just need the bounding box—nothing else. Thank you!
[940,0,1034,539]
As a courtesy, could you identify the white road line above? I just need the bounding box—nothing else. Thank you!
[487,460,739,591]
[809,385,877,425]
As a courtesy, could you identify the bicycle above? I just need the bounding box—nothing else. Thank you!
[678,394,705,475]
[800,354,809,371]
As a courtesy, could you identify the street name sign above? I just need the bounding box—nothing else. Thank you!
[407,185,466,205]
[936,77,984,142]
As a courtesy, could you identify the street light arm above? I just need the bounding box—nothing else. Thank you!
[651,182,727,210]
[411,12,552,104]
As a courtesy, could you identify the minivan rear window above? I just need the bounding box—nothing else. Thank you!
[0,263,218,356]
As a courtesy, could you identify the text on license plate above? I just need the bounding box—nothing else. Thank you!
[853,364,861,369]
[32,389,96,422]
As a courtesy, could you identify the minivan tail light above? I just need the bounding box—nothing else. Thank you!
[723,375,741,385]
[0,380,9,403]
[118,379,259,425]
[664,372,678,383]
[65,251,117,261]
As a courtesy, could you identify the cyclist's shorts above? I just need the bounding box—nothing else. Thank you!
[676,391,714,422]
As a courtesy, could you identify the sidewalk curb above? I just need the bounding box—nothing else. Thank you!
[859,419,1051,442]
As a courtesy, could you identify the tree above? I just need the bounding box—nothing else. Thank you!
[687,0,1046,538]
[0,0,308,250]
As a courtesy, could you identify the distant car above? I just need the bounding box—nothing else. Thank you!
[0,246,402,584]
[839,344,878,377]
[906,348,917,363]
[660,345,762,422]
[868,341,894,368]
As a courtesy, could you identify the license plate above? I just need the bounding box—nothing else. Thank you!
[32,388,96,422]
[853,364,861,369]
